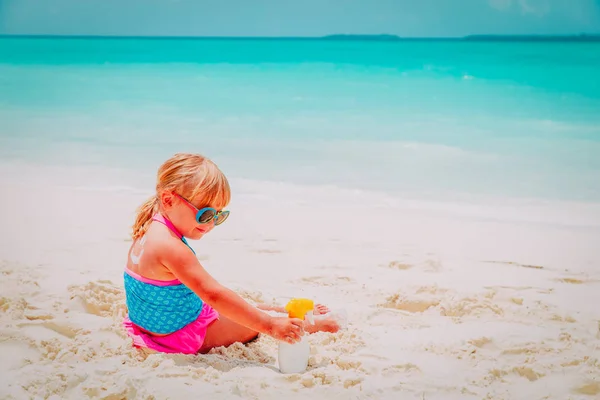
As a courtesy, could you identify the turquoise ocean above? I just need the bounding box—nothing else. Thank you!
[1,37,599,203]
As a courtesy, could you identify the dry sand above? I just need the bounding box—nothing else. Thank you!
[1,164,599,399]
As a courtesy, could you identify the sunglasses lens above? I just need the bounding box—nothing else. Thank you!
[197,209,216,224]
[215,211,230,226]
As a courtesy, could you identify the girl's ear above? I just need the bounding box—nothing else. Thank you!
[160,191,175,210]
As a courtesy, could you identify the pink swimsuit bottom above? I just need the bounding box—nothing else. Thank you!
[123,268,219,354]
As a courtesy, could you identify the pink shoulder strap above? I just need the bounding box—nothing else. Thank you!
[152,213,183,239]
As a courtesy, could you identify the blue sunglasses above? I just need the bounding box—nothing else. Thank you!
[175,193,230,226]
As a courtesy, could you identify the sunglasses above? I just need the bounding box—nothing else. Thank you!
[174,193,230,226]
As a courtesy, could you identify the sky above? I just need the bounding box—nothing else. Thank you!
[1,0,599,37]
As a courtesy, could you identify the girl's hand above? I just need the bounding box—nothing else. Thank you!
[267,316,304,344]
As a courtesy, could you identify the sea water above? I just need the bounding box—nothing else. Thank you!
[1,37,599,208]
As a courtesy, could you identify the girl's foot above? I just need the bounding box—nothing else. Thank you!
[255,302,342,334]
[304,315,340,334]
[314,303,330,315]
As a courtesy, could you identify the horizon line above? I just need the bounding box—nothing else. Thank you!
[1,33,600,41]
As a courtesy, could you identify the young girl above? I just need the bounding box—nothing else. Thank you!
[122,153,338,355]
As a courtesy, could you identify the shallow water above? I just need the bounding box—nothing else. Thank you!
[1,37,599,202]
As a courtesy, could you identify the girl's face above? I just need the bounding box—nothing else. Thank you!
[160,191,227,240]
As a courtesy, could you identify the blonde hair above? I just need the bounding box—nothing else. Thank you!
[131,153,231,240]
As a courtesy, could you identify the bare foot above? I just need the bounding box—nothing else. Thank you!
[304,315,340,334]
[314,303,330,315]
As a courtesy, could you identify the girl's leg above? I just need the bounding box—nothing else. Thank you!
[198,315,259,354]
[198,303,341,353]
[255,302,339,333]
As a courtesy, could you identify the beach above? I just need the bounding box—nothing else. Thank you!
[1,37,600,399]
[0,163,599,399]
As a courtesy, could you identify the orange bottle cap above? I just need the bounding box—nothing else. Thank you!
[285,298,314,319]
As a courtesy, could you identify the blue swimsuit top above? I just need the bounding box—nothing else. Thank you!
[123,214,204,334]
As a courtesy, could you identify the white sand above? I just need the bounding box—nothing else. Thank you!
[1,163,600,400]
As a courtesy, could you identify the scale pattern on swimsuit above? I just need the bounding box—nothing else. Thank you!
[124,273,204,334]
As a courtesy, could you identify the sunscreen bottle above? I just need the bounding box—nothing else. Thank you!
[278,298,314,374]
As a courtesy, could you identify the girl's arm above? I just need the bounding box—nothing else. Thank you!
[158,240,277,336]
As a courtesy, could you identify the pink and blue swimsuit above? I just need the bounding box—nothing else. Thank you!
[122,214,219,354]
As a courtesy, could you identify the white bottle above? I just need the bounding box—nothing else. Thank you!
[278,299,315,374]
